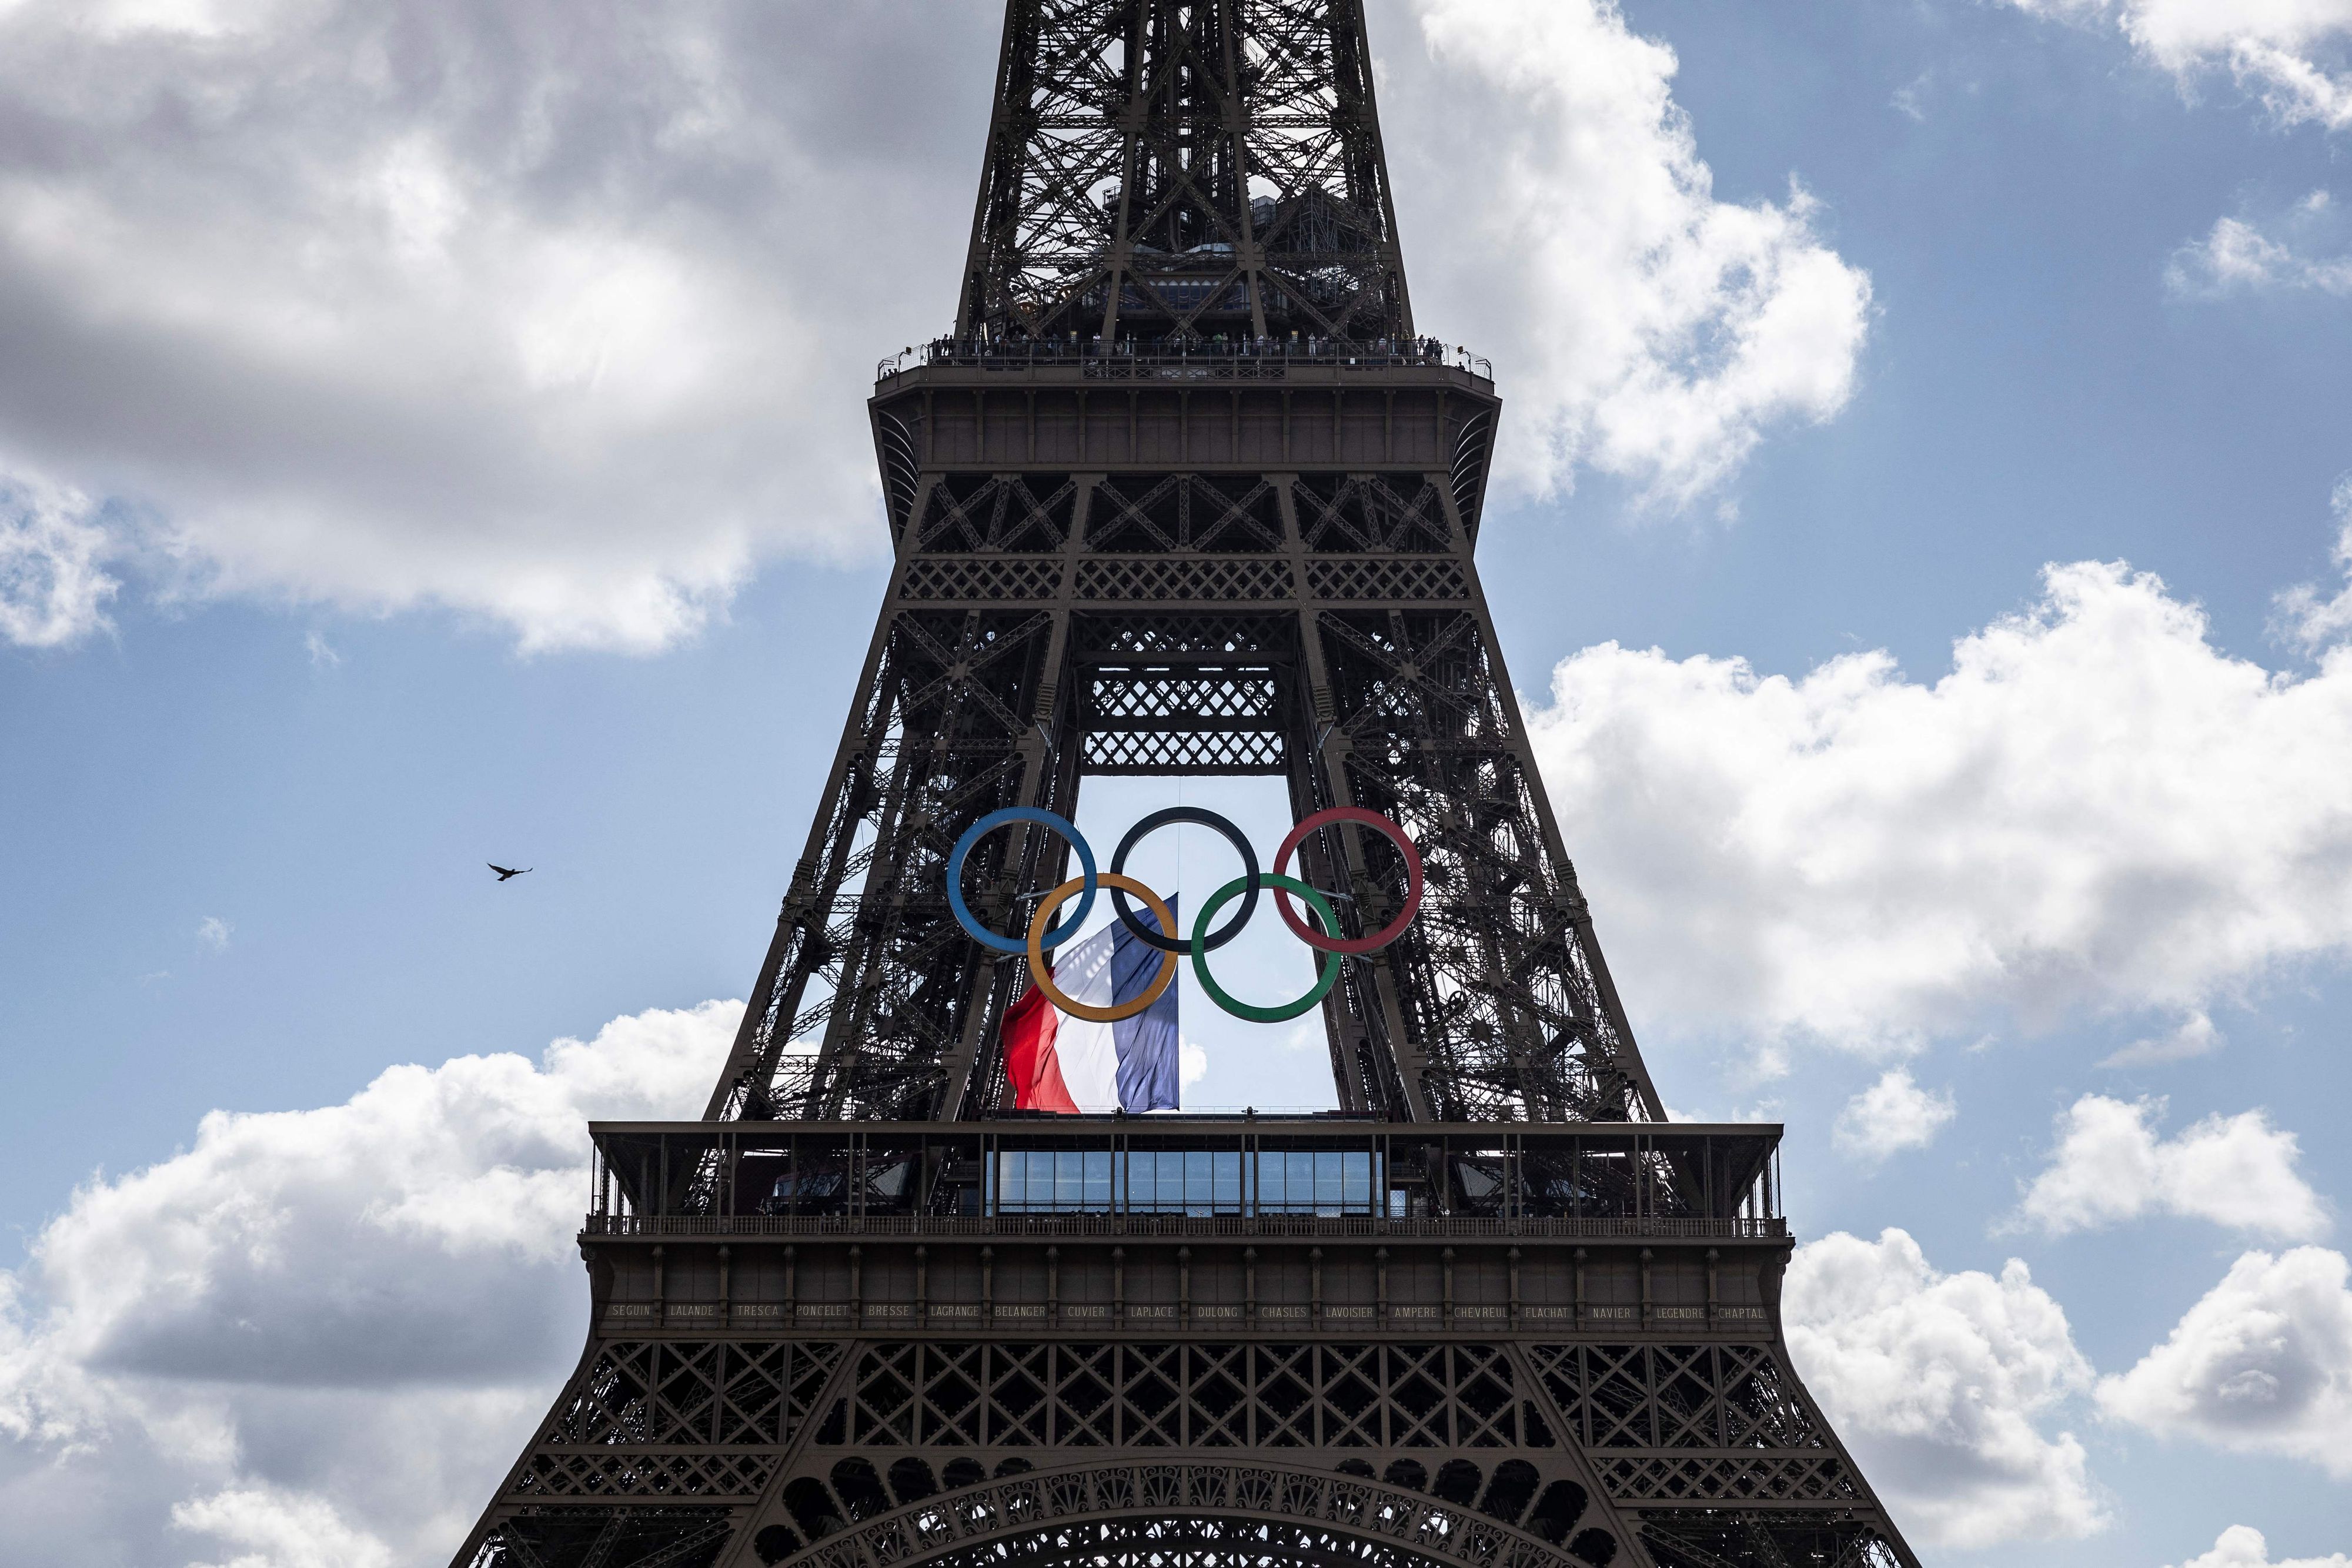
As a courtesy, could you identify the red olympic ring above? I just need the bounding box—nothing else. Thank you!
[1271,807,1425,955]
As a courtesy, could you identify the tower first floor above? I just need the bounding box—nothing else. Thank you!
[453,1119,1916,1568]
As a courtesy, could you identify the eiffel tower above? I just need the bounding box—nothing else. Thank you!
[454,6,1919,1566]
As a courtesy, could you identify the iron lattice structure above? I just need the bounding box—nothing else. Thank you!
[455,6,1920,1567]
[961,0,1408,345]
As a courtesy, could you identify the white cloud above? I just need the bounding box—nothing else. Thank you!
[1388,0,1873,507]
[2169,199,2352,299]
[2100,1008,2224,1067]
[2010,1096,2330,1240]
[175,1485,396,1568]
[0,1,1859,654]
[1783,1228,2103,1548]
[1180,1039,1209,1091]
[2101,1246,2352,1478]
[0,2,995,653]
[2275,477,2352,652]
[0,462,119,648]
[1833,1068,1956,1161]
[196,916,232,952]
[2168,1524,2352,1568]
[1525,551,2352,1056]
[2007,1,2352,129]
[0,999,733,1565]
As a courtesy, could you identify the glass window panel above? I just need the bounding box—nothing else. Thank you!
[1257,1153,1283,1209]
[1214,1152,1241,1211]
[1342,1152,1370,1209]
[1160,1151,1183,1207]
[1314,1151,1341,1209]
[1186,1151,1211,1211]
[999,1155,1023,1206]
[1055,1152,1084,1208]
[1085,1151,1112,1208]
[1127,1152,1152,1207]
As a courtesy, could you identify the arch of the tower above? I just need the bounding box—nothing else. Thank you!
[757,1460,1607,1568]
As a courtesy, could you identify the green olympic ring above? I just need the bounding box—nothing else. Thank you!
[1189,872,1344,1024]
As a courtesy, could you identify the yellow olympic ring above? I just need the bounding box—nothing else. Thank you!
[1025,872,1179,1023]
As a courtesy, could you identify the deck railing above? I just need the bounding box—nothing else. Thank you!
[877,336,1492,382]
[582,1212,1787,1241]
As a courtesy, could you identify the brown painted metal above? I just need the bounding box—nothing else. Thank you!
[456,6,1919,1567]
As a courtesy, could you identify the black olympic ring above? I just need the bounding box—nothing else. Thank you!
[1109,806,1260,954]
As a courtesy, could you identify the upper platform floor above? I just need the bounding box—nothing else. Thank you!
[868,336,1500,514]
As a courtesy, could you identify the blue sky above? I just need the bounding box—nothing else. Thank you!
[4,2,2352,1565]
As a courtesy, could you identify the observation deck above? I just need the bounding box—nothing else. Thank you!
[579,1119,1792,1340]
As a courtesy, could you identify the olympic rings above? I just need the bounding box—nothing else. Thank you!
[948,807,1097,954]
[1272,807,1425,954]
[944,803,1425,1023]
[1027,874,1179,1022]
[1191,873,1342,1024]
[1110,806,1259,954]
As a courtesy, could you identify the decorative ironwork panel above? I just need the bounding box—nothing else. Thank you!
[822,1342,1554,1452]
[1075,556,1295,601]
[1296,474,1453,553]
[1306,556,1469,601]
[1084,665,1284,774]
[1526,1346,1829,1455]
[916,474,1078,553]
[1087,474,1286,554]
[900,556,1065,602]
[531,1340,846,1452]
[1083,726,1287,774]
[1593,1452,1860,1506]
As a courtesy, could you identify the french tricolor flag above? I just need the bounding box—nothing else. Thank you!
[1000,898,1180,1114]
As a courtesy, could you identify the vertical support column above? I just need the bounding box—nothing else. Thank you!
[936,476,1096,1120]
[1276,474,1429,1119]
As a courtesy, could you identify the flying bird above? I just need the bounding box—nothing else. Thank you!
[488,864,532,882]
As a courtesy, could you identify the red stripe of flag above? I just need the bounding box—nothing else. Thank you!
[1000,985,1080,1114]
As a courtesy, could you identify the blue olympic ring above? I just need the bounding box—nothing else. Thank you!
[947,807,1099,954]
